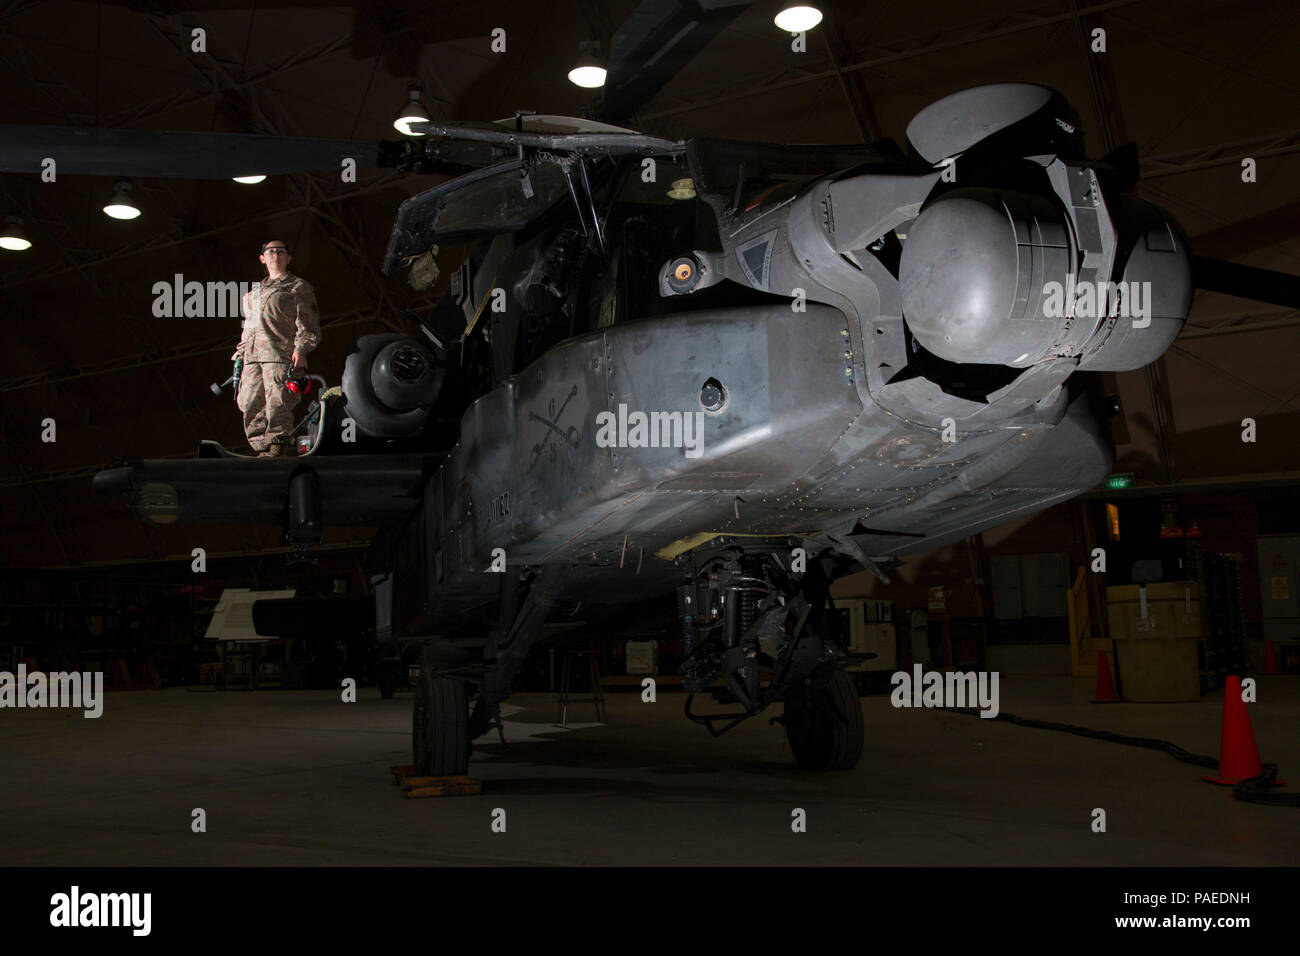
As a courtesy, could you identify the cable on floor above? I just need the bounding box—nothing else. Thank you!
[949,708,1300,807]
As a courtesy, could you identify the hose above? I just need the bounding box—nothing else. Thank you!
[951,708,1299,807]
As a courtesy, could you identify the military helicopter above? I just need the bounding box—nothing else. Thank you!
[7,0,1298,774]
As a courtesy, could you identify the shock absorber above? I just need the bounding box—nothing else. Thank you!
[723,585,741,648]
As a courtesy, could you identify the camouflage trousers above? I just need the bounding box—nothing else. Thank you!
[237,361,300,453]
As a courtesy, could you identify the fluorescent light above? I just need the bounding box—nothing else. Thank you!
[774,5,823,31]
[232,174,267,184]
[0,215,32,251]
[394,88,429,136]
[102,181,140,220]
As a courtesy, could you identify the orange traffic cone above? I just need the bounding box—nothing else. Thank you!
[1091,651,1122,703]
[1264,641,1281,675]
[1202,675,1285,786]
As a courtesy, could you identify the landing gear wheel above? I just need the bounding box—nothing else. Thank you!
[412,670,470,776]
[784,668,864,771]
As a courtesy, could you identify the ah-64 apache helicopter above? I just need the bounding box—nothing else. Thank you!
[7,0,1295,774]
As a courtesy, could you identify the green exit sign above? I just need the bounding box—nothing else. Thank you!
[1105,473,1136,490]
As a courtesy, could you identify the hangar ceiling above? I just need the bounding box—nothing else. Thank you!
[1,0,1297,568]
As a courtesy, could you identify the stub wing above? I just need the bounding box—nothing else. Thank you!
[92,452,436,527]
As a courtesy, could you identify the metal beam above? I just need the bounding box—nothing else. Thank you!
[0,34,198,264]
[1180,310,1299,339]
[1185,310,1294,335]
[1143,356,1177,482]
[140,4,408,335]
[1140,128,1300,179]
[0,171,410,293]
[0,31,97,124]
[820,7,876,142]
[1067,0,1119,153]
[0,142,220,455]
[641,0,1143,123]
[1168,344,1295,408]
[105,11,456,129]
[0,0,47,20]
[1065,0,1180,485]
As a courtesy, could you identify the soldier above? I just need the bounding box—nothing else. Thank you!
[234,240,321,457]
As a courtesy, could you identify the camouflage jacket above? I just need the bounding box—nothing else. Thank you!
[235,273,321,363]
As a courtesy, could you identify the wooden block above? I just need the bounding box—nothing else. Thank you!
[403,776,482,798]
[399,773,474,788]
[389,764,416,784]
[399,776,441,788]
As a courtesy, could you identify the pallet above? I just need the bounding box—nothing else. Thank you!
[390,765,482,798]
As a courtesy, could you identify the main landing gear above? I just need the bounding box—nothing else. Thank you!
[411,565,564,777]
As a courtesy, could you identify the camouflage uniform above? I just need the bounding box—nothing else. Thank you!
[234,273,321,454]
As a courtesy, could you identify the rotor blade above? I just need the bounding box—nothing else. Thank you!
[599,0,753,125]
[407,121,679,154]
[0,125,383,179]
[1194,256,1300,309]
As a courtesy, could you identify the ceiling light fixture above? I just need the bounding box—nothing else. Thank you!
[568,40,607,89]
[0,215,32,251]
[102,181,141,220]
[232,174,267,184]
[393,88,429,136]
[774,5,823,32]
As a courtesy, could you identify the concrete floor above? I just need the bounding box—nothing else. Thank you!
[2,676,1298,866]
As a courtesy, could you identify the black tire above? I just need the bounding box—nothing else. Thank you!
[412,671,469,776]
[784,668,864,771]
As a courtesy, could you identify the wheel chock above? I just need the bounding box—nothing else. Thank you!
[390,766,482,797]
